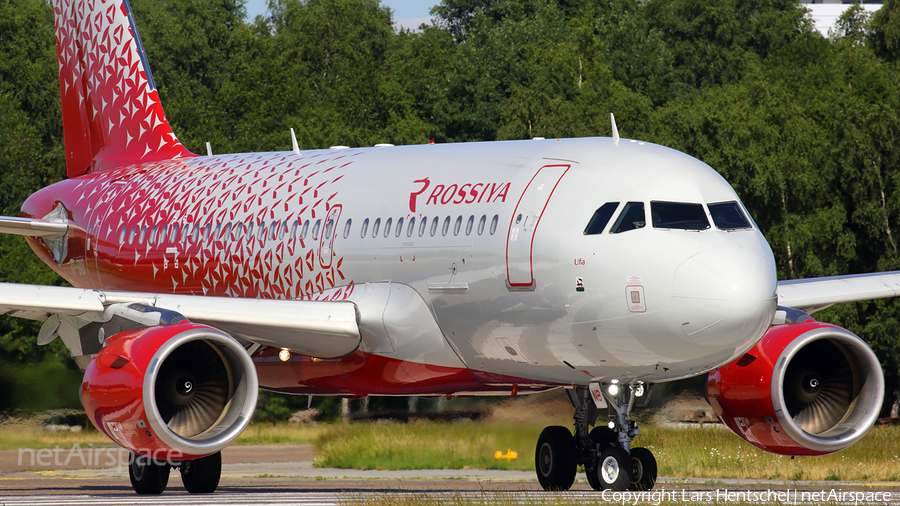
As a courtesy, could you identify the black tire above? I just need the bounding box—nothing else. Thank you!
[594,446,632,491]
[585,427,617,491]
[590,426,618,448]
[129,454,169,495]
[586,464,603,491]
[629,447,658,491]
[535,426,576,491]
[180,452,222,494]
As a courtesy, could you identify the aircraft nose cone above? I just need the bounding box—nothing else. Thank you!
[672,247,776,347]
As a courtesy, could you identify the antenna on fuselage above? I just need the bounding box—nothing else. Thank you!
[610,113,620,147]
[290,128,302,156]
[206,142,213,157]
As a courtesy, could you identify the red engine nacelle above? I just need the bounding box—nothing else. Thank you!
[708,322,884,456]
[82,322,258,461]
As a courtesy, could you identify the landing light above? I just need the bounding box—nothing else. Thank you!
[635,383,645,397]
[278,348,291,362]
[608,384,619,396]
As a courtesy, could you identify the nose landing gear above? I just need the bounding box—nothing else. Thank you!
[535,382,657,491]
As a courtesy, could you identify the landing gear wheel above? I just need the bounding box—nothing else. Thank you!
[535,426,576,491]
[595,446,632,491]
[180,452,222,494]
[590,426,617,448]
[129,454,169,495]
[585,427,617,491]
[628,447,657,491]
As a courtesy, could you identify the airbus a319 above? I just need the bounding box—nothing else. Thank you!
[0,0,893,495]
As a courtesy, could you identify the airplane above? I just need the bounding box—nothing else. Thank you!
[0,0,894,495]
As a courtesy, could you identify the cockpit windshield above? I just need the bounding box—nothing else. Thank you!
[708,201,752,230]
[584,202,619,235]
[650,201,709,230]
[610,202,646,233]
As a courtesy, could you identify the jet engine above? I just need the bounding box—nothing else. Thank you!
[707,321,884,456]
[81,322,258,460]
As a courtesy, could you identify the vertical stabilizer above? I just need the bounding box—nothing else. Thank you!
[53,0,194,178]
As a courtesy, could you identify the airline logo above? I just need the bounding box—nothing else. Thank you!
[409,178,512,212]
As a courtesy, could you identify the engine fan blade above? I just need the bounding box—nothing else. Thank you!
[783,339,856,435]
[155,340,231,438]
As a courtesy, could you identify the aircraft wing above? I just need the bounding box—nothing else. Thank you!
[0,282,360,358]
[0,216,67,237]
[777,271,900,314]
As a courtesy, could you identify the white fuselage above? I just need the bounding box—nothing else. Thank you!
[31,137,778,386]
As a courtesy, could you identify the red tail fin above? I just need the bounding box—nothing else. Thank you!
[53,0,194,178]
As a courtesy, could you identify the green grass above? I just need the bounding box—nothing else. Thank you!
[0,421,325,450]
[635,424,900,481]
[0,426,112,451]
[235,422,327,445]
[315,421,900,481]
[314,421,544,471]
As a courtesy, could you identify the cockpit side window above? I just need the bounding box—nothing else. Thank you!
[584,202,619,235]
[708,201,752,230]
[610,202,646,233]
[651,201,710,230]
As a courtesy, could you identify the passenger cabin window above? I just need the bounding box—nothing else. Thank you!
[270,221,279,240]
[407,217,416,237]
[709,202,752,230]
[344,219,352,239]
[584,202,619,235]
[477,215,486,235]
[395,217,404,237]
[312,220,322,240]
[384,218,392,238]
[324,219,334,240]
[453,216,462,236]
[361,218,369,238]
[610,202,646,233]
[651,201,709,230]
[490,215,499,235]
[430,217,439,237]
[418,217,427,237]
[465,216,474,235]
[372,218,381,238]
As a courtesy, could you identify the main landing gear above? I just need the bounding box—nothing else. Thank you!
[535,382,657,492]
[129,451,222,495]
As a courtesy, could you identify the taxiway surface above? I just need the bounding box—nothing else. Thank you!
[2,444,899,505]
